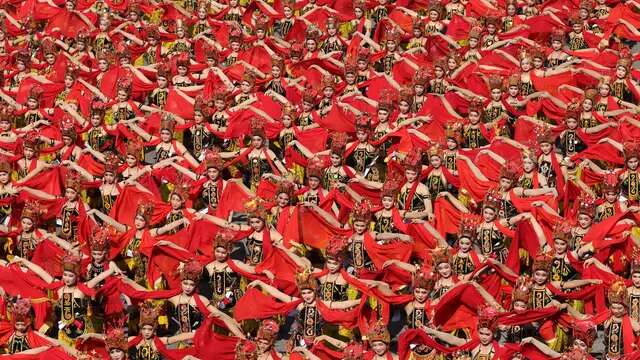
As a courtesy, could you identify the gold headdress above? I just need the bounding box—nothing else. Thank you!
[244,197,268,219]
[139,301,160,328]
[607,280,628,306]
[511,276,532,304]
[105,327,128,352]
[11,298,32,325]
[367,320,390,343]
[214,228,236,251]
[532,251,553,272]
[477,304,499,331]
[181,259,203,282]
[62,252,82,275]
[256,319,280,343]
[350,200,372,223]
[295,269,318,290]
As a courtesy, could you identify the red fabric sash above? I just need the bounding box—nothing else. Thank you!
[402,181,419,211]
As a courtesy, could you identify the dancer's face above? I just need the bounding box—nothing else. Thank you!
[553,239,567,254]
[326,258,341,273]
[134,215,147,230]
[181,279,196,295]
[109,349,126,360]
[414,287,429,303]
[92,250,106,263]
[249,217,265,232]
[301,289,315,303]
[214,247,229,262]
[577,214,592,229]
[611,303,626,317]
[459,237,472,252]
[21,218,34,232]
[478,327,493,345]
[405,170,417,182]
[381,196,394,210]
[62,271,77,286]
[533,270,548,285]
[353,221,367,234]
[276,193,290,207]
[436,262,452,278]
[371,341,388,355]
[482,208,496,222]
[140,325,155,339]
[573,339,588,352]
[308,177,320,189]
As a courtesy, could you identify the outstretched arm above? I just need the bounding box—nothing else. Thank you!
[302,203,342,228]
[166,161,198,180]
[87,209,127,233]
[456,154,489,182]
[86,267,116,288]
[12,257,54,283]
[163,331,195,345]
[519,337,561,357]
[247,279,298,303]
[194,213,248,231]
[275,243,311,269]
[470,281,504,311]
[323,298,361,310]
[422,326,467,346]
[62,161,94,181]
[17,186,57,200]
[437,192,470,214]
[382,259,417,273]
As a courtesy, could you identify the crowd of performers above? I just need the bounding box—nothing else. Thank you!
[0,0,640,359]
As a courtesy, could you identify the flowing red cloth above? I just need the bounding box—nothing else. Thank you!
[397,329,481,360]
[0,347,74,360]
[146,233,200,288]
[255,229,301,285]
[164,90,196,120]
[432,283,487,331]
[99,68,155,99]
[234,288,302,321]
[434,196,463,236]
[191,318,241,360]
[362,231,413,270]
[18,166,64,196]
[281,205,352,249]
[0,264,57,327]
[571,141,625,165]
[583,211,629,247]
[315,105,356,133]
[214,181,253,219]
[530,71,576,98]
[127,336,190,360]
[496,343,564,360]
[456,161,497,202]
[309,341,344,360]
[30,239,66,277]
[109,185,171,227]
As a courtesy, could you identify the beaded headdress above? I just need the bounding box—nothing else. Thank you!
[214,228,236,251]
[181,259,203,282]
[256,319,279,343]
[367,320,390,343]
[295,269,318,290]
